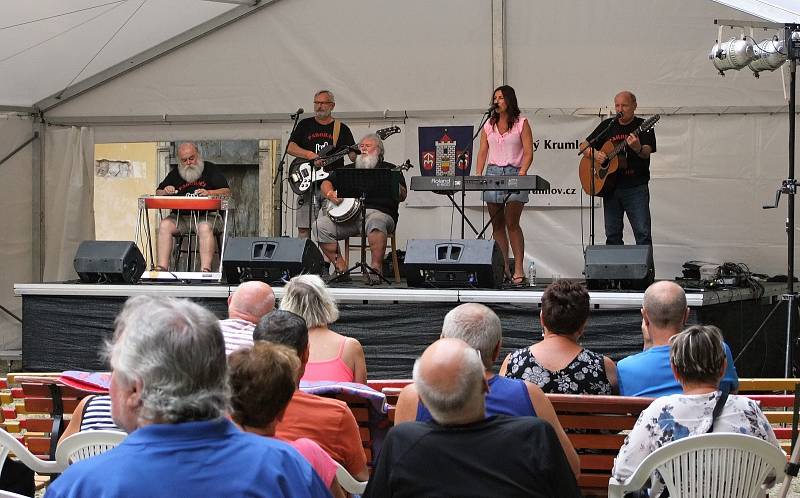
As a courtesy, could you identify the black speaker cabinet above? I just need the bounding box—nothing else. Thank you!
[404,239,504,288]
[222,237,324,284]
[73,241,146,284]
[584,245,654,291]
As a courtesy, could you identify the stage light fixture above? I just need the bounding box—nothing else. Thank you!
[749,36,787,77]
[709,36,755,74]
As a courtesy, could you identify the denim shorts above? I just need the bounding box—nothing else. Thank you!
[481,164,529,204]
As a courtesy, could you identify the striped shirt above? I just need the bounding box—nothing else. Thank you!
[220,318,256,356]
[79,395,122,432]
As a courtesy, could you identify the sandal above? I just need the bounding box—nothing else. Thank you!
[366,272,383,286]
[507,275,528,288]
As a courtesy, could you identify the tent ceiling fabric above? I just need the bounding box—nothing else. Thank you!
[709,0,800,22]
[0,0,237,107]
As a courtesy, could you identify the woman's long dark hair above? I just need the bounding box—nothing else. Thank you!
[490,85,521,130]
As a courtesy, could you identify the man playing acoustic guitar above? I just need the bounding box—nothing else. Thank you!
[580,90,657,246]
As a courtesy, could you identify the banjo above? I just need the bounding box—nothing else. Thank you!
[326,161,415,224]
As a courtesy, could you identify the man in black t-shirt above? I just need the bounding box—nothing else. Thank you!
[363,338,580,498]
[155,142,230,272]
[581,90,657,246]
[287,90,355,239]
[316,134,407,285]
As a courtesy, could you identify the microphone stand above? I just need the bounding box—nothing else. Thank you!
[457,107,494,239]
[578,113,617,246]
[275,111,302,236]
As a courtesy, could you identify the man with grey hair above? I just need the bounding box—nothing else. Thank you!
[317,133,407,285]
[220,280,275,355]
[45,296,328,498]
[155,142,231,272]
[365,338,580,498]
[288,90,356,240]
[394,303,580,476]
[616,280,739,396]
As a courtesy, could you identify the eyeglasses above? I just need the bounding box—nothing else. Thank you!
[314,101,333,106]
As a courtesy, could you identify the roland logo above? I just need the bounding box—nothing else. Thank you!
[432,177,453,187]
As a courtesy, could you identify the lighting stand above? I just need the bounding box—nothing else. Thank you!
[761,25,800,380]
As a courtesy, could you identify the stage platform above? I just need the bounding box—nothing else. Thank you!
[14,280,792,379]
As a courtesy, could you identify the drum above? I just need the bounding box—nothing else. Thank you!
[327,198,361,223]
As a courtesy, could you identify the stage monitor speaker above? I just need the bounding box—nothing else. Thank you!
[222,237,324,284]
[404,239,504,288]
[584,245,654,291]
[73,240,146,284]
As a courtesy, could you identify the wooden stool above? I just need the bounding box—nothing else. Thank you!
[344,233,401,283]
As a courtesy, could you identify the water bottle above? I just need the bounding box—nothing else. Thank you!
[527,260,536,287]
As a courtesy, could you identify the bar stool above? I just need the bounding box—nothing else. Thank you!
[344,233,401,283]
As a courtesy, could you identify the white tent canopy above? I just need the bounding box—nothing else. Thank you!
[1,0,799,355]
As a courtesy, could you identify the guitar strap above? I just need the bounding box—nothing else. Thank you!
[332,120,341,147]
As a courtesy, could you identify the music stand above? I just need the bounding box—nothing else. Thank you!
[329,168,402,285]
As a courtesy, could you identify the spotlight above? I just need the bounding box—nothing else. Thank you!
[749,37,787,77]
[709,36,755,75]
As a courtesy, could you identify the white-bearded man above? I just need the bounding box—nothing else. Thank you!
[155,142,231,272]
[316,134,407,285]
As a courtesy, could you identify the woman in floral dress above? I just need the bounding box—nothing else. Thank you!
[499,280,617,395]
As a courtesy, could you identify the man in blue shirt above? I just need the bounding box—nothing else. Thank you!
[617,281,738,397]
[46,296,329,498]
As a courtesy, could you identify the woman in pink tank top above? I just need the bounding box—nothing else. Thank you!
[476,85,534,287]
[280,274,368,384]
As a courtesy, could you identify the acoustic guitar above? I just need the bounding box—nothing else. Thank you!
[287,126,401,195]
[578,114,660,196]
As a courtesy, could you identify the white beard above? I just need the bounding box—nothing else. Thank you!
[178,160,204,183]
[315,109,332,120]
[355,153,379,169]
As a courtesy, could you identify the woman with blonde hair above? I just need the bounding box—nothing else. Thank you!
[280,274,367,384]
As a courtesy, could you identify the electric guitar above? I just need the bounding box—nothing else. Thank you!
[288,126,401,195]
[578,114,660,196]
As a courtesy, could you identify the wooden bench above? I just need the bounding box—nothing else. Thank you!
[546,394,653,497]
[6,373,90,460]
[739,377,800,454]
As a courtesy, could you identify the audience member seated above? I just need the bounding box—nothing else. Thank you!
[220,280,276,355]
[394,303,580,477]
[228,341,345,498]
[616,281,739,396]
[58,394,123,444]
[612,325,778,495]
[254,309,370,481]
[45,296,327,498]
[279,275,367,384]
[500,280,617,394]
[364,338,581,498]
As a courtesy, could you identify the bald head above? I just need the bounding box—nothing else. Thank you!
[228,281,276,325]
[441,303,501,369]
[413,338,485,425]
[642,281,687,332]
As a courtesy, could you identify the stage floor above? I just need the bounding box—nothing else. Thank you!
[14,280,791,378]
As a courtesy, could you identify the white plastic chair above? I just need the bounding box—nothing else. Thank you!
[0,489,31,498]
[55,430,126,467]
[0,429,62,475]
[334,461,367,495]
[608,433,787,498]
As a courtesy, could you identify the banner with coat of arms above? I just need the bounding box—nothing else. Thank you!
[417,126,474,176]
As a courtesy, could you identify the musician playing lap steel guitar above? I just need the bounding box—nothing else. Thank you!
[476,85,534,287]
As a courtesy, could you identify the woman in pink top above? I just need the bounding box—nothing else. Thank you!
[280,274,368,384]
[476,85,534,287]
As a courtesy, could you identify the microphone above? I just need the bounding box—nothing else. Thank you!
[290,108,304,119]
[347,145,362,155]
[613,111,623,121]
[487,102,499,114]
